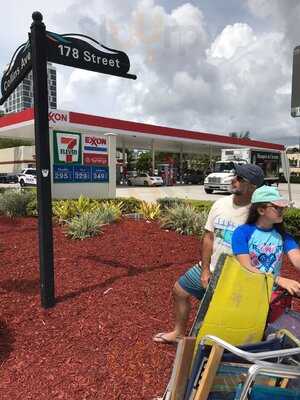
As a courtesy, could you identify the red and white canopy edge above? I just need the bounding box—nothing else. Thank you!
[0,107,292,203]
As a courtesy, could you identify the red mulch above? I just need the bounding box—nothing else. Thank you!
[0,217,200,400]
[0,216,299,400]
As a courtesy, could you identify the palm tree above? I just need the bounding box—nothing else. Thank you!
[229,131,251,139]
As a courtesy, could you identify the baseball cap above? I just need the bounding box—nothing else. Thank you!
[251,185,289,207]
[234,164,264,187]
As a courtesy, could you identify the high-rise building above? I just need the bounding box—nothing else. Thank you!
[3,63,57,114]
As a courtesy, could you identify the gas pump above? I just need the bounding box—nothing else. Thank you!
[157,163,177,186]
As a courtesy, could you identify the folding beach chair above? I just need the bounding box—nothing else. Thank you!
[193,255,274,349]
[191,334,300,400]
[162,254,274,400]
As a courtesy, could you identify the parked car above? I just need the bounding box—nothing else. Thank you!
[18,168,37,187]
[127,173,164,186]
[183,170,204,185]
[0,173,19,183]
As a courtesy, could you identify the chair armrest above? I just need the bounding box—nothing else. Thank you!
[237,362,300,400]
[200,335,300,362]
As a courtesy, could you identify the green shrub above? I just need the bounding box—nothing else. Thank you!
[156,197,186,211]
[284,208,300,238]
[96,201,122,224]
[52,200,77,224]
[66,212,104,240]
[25,189,37,216]
[290,176,300,184]
[73,195,98,215]
[98,197,142,214]
[52,196,142,218]
[138,201,161,220]
[52,195,100,224]
[0,189,35,217]
[160,204,209,236]
[187,199,213,213]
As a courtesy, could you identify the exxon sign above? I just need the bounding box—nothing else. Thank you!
[48,110,69,124]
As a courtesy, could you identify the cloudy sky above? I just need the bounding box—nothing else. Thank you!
[1,0,300,145]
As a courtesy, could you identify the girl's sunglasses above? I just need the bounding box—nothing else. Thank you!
[265,204,287,213]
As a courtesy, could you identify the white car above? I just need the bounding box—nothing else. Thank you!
[18,168,37,187]
[127,173,164,186]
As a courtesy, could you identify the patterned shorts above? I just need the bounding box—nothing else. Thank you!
[178,264,207,300]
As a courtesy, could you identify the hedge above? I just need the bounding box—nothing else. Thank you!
[0,189,300,240]
[284,208,300,238]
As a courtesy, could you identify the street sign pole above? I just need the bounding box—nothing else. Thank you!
[30,12,55,308]
[1,11,137,309]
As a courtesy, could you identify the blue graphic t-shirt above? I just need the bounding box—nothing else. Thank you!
[232,224,299,276]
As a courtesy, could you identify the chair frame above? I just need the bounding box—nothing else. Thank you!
[199,335,300,400]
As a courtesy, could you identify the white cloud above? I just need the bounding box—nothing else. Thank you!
[1,0,300,145]
[207,23,255,60]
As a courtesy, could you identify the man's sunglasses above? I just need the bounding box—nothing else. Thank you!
[235,175,250,183]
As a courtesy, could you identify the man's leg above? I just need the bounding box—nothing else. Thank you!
[153,264,206,344]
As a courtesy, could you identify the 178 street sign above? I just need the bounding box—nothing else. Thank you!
[46,31,136,79]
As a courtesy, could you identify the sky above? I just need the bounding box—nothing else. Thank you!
[1,0,300,146]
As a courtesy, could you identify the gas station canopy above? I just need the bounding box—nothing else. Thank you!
[0,108,285,154]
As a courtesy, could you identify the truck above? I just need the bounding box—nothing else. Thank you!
[203,148,280,194]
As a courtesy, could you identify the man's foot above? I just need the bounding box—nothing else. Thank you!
[153,332,182,345]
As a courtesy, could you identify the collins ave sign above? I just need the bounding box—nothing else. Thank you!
[0,41,32,105]
[0,12,137,309]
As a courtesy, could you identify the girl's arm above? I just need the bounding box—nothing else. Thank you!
[287,248,300,270]
[280,248,300,296]
[236,254,262,274]
[275,276,300,296]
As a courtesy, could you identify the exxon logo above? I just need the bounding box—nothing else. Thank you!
[48,111,69,124]
[85,136,107,146]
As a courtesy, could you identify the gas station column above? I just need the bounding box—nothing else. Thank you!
[122,139,126,168]
[104,133,117,197]
[180,145,183,184]
[151,140,155,173]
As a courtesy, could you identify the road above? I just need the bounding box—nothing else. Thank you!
[1,183,299,208]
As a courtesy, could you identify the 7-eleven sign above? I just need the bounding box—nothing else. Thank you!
[53,131,82,164]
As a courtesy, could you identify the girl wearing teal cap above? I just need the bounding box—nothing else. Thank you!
[232,185,300,296]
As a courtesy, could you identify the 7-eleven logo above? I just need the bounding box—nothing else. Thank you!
[56,132,80,163]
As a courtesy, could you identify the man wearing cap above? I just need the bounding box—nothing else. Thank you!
[153,163,265,344]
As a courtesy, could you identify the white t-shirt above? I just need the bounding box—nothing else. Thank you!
[204,195,250,272]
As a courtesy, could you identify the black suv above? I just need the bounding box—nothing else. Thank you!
[0,173,19,183]
[183,170,204,185]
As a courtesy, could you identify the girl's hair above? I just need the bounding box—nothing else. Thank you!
[246,202,286,236]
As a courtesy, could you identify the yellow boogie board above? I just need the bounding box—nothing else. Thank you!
[195,255,274,350]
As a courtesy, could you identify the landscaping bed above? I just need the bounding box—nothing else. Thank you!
[0,216,299,400]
